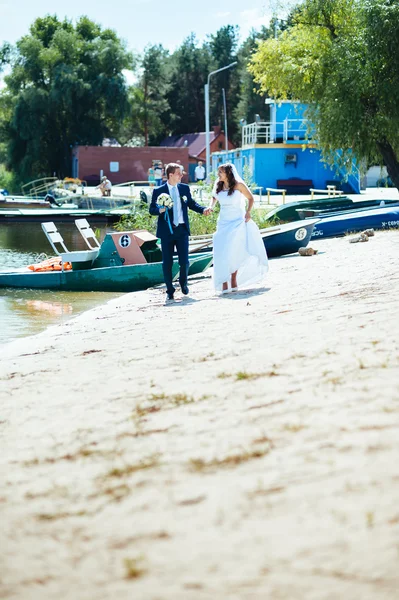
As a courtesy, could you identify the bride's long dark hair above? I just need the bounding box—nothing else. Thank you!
[216,163,236,196]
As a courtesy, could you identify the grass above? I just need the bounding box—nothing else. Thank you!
[105,454,160,479]
[23,445,118,466]
[37,510,88,521]
[324,375,343,385]
[366,511,375,528]
[115,199,279,238]
[188,447,271,473]
[117,427,170,439]
[217,371,231,379]
[124,556,147,579]
[101,483,131,502]
[236,370,278,380]
[247,481,285,499]
[282,423,305,433]
[196,352,215,363]
[217,370,278,381]
[132,393,210,421]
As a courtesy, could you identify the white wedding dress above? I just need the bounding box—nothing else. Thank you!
[212,189,269,291]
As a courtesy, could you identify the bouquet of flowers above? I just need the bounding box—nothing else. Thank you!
[157,193,173,209]
[157,193,174,233]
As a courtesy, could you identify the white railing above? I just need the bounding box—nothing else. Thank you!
[242,119,309,146]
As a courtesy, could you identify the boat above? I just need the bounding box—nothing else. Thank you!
[0,195,133,211]
[0,256,212,292]
[0,207,132,224]
[311,205,399,239]
[188,219,319,259]
[0,196,71,210]
[264,197,399,223]
[260,219,318,257]
[0,222,213,292]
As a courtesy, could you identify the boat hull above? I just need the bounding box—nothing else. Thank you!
[187,252,213,276]
[0,253,213,292]
[265,197,399,223]
[311,206,399,239]
[188,219,318,259]
[261,219,317,258]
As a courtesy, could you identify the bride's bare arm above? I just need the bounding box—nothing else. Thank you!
[209,195,218,210]
[237,182,254,221]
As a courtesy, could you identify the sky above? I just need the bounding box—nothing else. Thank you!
[0,0,278,55]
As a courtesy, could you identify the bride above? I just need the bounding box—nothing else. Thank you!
[209,163,269,293]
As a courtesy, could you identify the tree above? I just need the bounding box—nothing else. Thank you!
[125,44,170,146]
[0,15,133,182]
[208,25,240,143]
[234,27,274,134]
[249,0,399,189]
[166,34,213,136]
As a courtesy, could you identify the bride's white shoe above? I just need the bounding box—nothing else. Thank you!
[231,287,238,292]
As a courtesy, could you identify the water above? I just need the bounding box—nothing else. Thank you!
[0,221,124,345]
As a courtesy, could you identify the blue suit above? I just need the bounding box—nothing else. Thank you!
[149,182,205,295]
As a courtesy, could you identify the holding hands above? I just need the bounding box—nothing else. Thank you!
[203,207,213,216]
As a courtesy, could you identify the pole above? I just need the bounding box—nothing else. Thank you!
[204,61,237,181]
[222,88,228,152]
[205,82,210,184]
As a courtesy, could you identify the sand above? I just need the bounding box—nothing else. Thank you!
[1,231,399,600]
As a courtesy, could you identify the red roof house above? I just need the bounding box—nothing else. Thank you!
[160,126,236,180]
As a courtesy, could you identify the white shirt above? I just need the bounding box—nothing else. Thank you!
[167,183,184,224]
[195,165,205,180]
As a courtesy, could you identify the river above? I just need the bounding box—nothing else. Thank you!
[0,221,124,345]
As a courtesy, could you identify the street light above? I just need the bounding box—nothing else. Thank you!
[204,61,237,180]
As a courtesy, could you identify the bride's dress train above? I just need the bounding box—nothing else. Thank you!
[212,189,269,292]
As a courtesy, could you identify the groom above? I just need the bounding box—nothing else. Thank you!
[149,162,211,300]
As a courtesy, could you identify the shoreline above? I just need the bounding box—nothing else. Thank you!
[1,232,399,599]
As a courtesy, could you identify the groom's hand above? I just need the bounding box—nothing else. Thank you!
[203,208,212,216]
[159,207,166,213]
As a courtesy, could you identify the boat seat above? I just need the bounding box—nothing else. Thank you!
[41,222,99,270]
[74,218,101,249]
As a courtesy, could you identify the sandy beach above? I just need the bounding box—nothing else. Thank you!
[1,230,399,600]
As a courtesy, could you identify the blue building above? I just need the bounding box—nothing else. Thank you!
[211,100,360,194]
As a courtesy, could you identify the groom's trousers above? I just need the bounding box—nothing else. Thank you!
[160,224,189,295]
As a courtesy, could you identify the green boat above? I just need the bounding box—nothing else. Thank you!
[0,221,213,292]
[0,255,212,292]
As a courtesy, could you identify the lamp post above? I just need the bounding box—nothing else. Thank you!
[222,88,228,152]
[204,61,237,180]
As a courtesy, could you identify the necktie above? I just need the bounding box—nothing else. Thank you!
[172,186,179,227]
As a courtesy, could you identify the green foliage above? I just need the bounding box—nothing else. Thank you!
[1,15,134,182]
[242,164,258,191]
[1,19,276,184]
[0,164,19,193]
[120,44,170,146]
[115,201,220,236]
[188,206,220,235]
[166,34,212,137]
[234,27,273,130]
[115,194,275,237]
[208,26,240,143]
[249,0,399,186]
[116,207,157,235]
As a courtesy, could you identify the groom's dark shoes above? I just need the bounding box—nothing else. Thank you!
[181,285,189,295]
[166,291,174,301]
